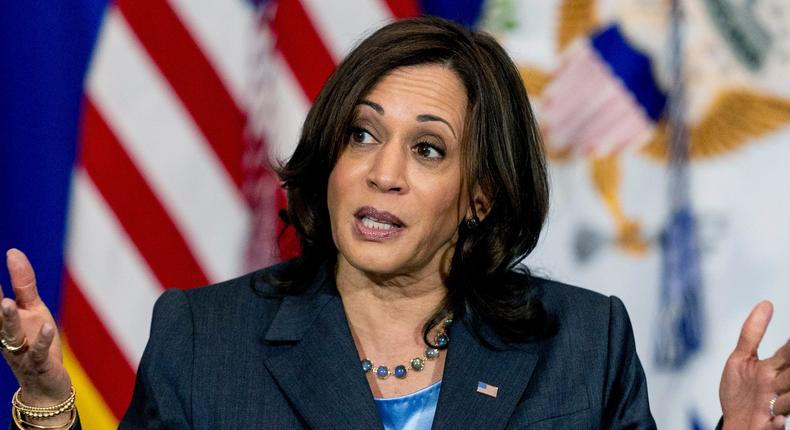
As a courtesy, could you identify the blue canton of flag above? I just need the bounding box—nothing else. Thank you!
[541,24,666,158]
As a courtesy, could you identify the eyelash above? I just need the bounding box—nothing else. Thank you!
[413,142,445,160]
[348,125,446,161]
[349,126,376,145]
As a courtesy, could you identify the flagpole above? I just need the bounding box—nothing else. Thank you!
[655,0,704,370]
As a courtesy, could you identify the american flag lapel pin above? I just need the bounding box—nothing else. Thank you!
[477,381,499,398]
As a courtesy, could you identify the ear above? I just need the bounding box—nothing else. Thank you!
[469,184,492,221]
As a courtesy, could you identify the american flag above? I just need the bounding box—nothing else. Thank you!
[540,25,666,157]
[476,381,499,398]
[52,0,481,427]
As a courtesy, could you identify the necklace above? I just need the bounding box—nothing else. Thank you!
[360,319,452,380]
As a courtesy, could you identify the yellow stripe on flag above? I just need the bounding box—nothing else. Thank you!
[61,335,120,429]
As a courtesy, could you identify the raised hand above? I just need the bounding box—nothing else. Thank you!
[720,301,790,430]
[1,249,73,427]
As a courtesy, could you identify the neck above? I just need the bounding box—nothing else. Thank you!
[335,255,451,397]
[335,256,448,352]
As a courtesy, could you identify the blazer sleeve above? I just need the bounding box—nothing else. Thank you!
[602,296,657,429]
[119,289,194,429]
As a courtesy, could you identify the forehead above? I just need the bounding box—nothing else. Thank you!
[362,65,468,125]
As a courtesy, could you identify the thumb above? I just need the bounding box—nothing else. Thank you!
[734,301,773,358]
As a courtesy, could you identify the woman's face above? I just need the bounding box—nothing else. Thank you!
[327,64,471,280]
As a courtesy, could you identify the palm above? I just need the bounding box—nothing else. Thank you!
[1,249,71,403]
[16,305,66,374]
[720,302,789,430]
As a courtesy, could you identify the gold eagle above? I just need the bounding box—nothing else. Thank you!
[518,0,790,254]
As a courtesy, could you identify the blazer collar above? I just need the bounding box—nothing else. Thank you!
[262,266,384,429]
[261,264,541,429]
[432,320,541,429]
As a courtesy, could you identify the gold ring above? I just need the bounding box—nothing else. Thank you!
[769,397,778,418]
[0,335,27,353]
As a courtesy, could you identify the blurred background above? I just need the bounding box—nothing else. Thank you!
[1,0,789,428]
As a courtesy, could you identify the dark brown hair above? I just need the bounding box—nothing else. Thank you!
[274,16,551,344]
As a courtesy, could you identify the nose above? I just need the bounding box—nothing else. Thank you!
[366,142,408,193]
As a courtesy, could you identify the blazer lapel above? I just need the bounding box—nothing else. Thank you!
[432,321,541,429]
[262,272,383,430]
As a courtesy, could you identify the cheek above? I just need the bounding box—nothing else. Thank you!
[326,156,361,243]
[327,169,344,230]
[327,156,352,210]
[326,172,345,252]
[327,172,338,216]
[419,180,467,233]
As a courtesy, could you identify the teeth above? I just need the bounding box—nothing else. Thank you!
[362,217,396,230]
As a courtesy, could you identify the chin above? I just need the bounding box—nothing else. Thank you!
[342,247,409,276]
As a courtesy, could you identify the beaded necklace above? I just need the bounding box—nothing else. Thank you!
[360,319,452,380]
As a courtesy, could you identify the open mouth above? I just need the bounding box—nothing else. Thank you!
[353,207,405,239]
[360,216,401,230]
[354,207,405,227]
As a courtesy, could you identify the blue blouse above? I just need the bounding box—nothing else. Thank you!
[374,381,442,430]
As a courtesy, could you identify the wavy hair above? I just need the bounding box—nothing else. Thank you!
[272,16,551,344]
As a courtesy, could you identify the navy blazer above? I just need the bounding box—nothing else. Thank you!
[117,263,657,429]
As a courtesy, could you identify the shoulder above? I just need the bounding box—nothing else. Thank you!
[171,259,296,303]
[530,275,629,335]
[151,260,314,334]
[522,275,636,368]
[530,276,611,307]
[183,259,293,299]
[512,276,655,427]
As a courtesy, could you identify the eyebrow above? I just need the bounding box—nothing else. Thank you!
[416,114,456,138]
[357,100,457,138]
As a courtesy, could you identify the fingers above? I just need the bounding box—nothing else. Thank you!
[0,283,5,334]
[734,301,773,358]
[773,392,790,419]
[0,287,4,332]
[6,249,41,307]
[0,299,25,345]
[769,338,790,372]
[775,366,790,394]
[29,323,55,367]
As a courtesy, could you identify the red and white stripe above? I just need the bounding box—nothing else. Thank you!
[540,41,654,157]
[62,0,418,423]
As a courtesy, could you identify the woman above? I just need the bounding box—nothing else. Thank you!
[1,16,788,430]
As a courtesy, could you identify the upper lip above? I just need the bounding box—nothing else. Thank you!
[354,206,406,227]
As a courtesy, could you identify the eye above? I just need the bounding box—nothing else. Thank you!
[413,142,445,160]
[349,127,376,145]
